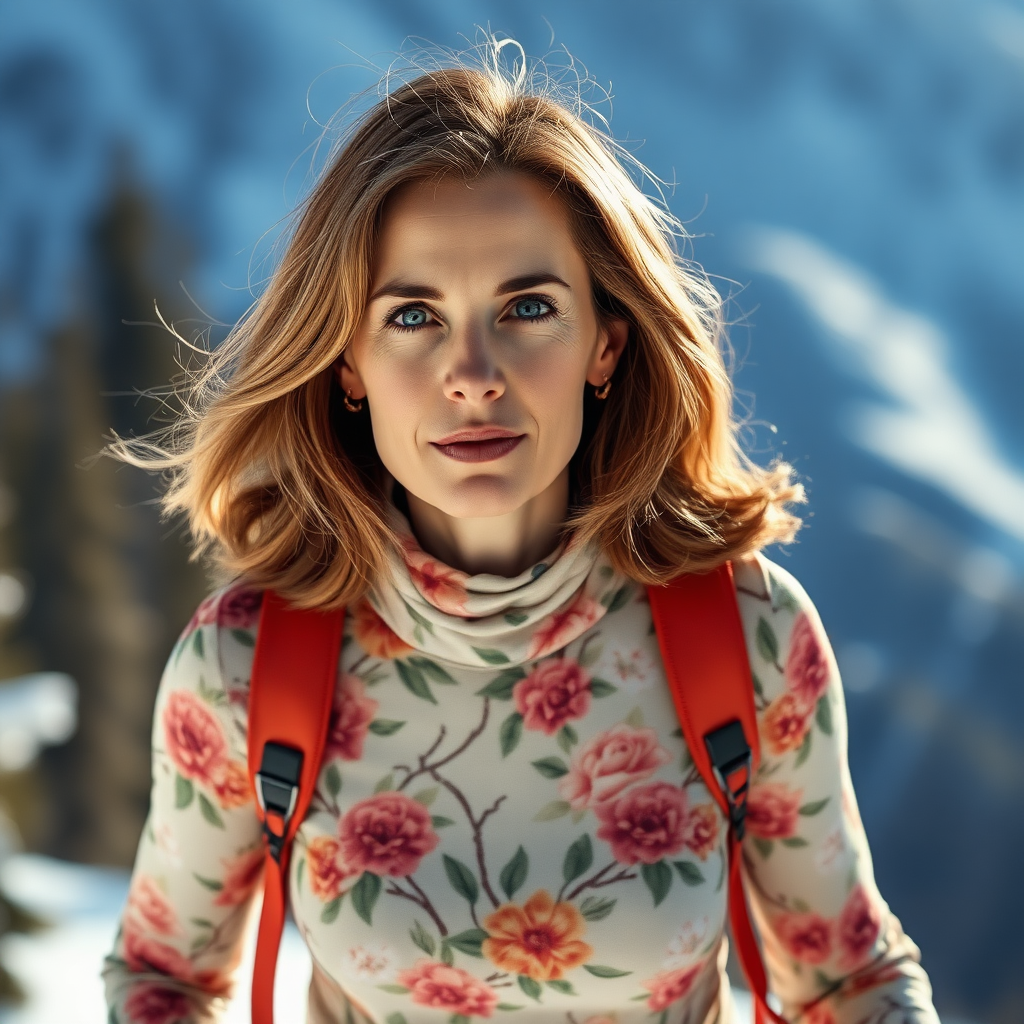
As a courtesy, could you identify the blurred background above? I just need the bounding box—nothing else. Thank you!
[0,0,1021,1020]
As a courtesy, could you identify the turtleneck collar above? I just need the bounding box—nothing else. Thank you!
[367,501,633,669]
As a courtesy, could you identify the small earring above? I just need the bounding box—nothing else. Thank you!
[343,390,364,413]
[594,375,612,400]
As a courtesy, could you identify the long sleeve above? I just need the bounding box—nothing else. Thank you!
[103,586,264,1024]
[733,555,939,1024]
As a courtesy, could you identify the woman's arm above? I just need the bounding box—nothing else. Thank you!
[102,586,265,1023]
[732,555,940,1024]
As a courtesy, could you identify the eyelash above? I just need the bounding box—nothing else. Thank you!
[383,295,560,334]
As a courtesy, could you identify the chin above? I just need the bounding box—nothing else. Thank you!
[427,477,532,519]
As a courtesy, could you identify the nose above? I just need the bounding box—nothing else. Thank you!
[442,321,506,404]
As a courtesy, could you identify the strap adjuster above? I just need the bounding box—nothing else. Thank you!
[255,742,304,861]
[704,720,752,840]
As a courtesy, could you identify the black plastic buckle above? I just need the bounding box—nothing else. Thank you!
[255,742,303,861]
[704,720,753,840]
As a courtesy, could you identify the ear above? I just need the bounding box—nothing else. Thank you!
[586,317,629,387]
[334,348,367,400]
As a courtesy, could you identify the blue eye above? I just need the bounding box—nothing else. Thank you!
[511,297,550,319]
[396,307,429,328]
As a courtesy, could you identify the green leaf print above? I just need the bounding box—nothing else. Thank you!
[409,656,458,685]
[500,846,529,900]
[431,816,456,828]
[401,598,435,634]
[602,584,633,613]
[198,793,225,828]
[583,964,632,978]
[562,834,593,884]
[351,872,382,925]
[443,854,480,905]
[410,920,436,956]
[579,895,616,921]
[500,712,524,757]
[231,629,255,647]
[589,678,617,698]
[374,774,395,793]
[439,941,455,966]
[296,859,305,892]
[625,706,644,728]
[799,797,830,816]
[396,661,437,704]
[781,836,809,848]
[533,800,571,822]
[447,929,488,956]
[325,763,342,798]
[387,1014,409,1024]
[452,1016,472,1024]
[321,896,342,923]
[531,756,569,779]
[672,861,704,886]
[175,774,194,810]
[752,838,774,859]
[412,786,439,806]
[503,611,529,626]
[816,695,833,736]
[755,617,779,665]
[496,1004,526,1011]
[641,860,673,906]
[473,646,511,665]
[192,872,223,892]
[192,628,204,659]
[368,719,406,736]
[545,979,576,995]
[795,729,812,767]
[476,667,527,700]
[557,724,578,755]
[378,984,411,995]
[751,672,765,699]
[517,976,543,1001]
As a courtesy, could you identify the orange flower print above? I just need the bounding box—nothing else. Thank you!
[396,960,499,1017]
[211,759,252,809]
[642,961,705,1011]
[305,835,357,902]
[403,544,470,615]
[682,803,720,861]
[214,848,265,907]
[352,600,414,660]
[763,692,812,755]
[126,876,179,937]
[482,889,593,981]
[526,592,602,660]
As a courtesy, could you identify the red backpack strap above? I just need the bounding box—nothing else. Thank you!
[647,562,786,1024]
[246,591,345,1024]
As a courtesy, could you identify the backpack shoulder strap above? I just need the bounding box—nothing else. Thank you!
[246,590,345,1024]
[647,562,785,1024]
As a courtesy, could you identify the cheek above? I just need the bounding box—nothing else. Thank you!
[361,362,425,467]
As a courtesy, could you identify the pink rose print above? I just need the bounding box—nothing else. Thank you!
[559,724,671,810]
[214,848,265,907]
[124,984,192,1024]
[595,781,688,865]
[339,791,439,876]
[682,803,720,861]
[162,691,227,786]
[526,592,603,660]
[212,759,252,809]
[776,912,833,964]
[306,835,357,901]
[837,884,882,969]
[325,674,379,761]
[126,876,178,937]
[642,961,705,1011]
[403,540,470,615]
[763,692,812,755]
[123,920,193,978]
[513,658,592,736]
[217,585,263,630]
[745,783,803,840]
[396,960,499,1018]
[785,612,829,710]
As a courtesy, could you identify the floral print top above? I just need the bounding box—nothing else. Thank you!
[103,511,939,1024]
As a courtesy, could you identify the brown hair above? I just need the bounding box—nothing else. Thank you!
[113,45,804,609]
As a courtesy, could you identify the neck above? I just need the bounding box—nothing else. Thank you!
[403,471,569,577]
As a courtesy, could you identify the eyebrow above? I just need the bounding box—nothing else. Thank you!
[368,272,571,303]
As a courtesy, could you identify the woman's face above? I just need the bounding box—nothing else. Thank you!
[340,171,627,521]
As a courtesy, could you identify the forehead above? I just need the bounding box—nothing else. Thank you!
[373,172,585,281]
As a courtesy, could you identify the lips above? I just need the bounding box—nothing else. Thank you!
[430,430,525,463]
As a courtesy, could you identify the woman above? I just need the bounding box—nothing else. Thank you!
[104,48,940,1024]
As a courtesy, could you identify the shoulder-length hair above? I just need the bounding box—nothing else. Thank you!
[114,49,803,609]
